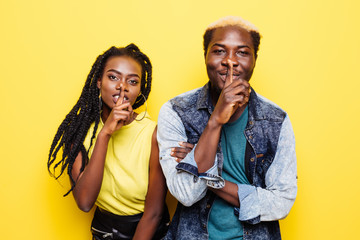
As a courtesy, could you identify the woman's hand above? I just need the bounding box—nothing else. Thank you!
[102,87,133,136]
[171,142,194,162]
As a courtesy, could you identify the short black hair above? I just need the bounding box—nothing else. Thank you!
[203,28,261,59]
[203,16,261,59]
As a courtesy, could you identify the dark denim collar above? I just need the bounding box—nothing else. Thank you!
[248,88,265,121]
[196,82,214,114]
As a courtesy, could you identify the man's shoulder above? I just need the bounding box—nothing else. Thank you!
[252,92,287,121]
[158,87,203,119]
[169,87,203,109]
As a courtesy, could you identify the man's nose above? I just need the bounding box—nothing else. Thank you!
[222,53,238,67]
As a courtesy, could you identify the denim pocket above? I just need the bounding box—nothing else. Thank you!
[255,154,273,177]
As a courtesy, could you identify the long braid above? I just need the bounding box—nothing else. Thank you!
[48,44,152,196]
[125,44,152,109]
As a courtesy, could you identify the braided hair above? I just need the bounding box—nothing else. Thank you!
[47,43,152,196]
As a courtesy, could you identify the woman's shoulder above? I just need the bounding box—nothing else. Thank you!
[136,112,157,127]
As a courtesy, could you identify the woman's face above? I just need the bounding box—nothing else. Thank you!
[97,56,142,111]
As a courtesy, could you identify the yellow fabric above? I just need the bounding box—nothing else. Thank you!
[83,112,156,215]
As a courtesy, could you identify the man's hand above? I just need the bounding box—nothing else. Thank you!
[211,60,251,126]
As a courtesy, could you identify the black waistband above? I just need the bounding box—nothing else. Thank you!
[97,207,143,223]
[91,206,170,240]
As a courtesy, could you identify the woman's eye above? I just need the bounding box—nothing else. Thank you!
[108,75,118,80]
[128,80,139,85]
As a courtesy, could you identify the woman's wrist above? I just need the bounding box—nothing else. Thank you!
[98,129,112,140]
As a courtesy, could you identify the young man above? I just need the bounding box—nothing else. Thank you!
[157,16,297,240]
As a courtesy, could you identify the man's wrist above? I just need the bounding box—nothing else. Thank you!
[207,116,223,130]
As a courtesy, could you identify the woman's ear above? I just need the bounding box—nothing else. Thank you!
[97,78,101,89]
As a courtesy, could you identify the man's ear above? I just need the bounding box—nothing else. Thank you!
[97,78,101,89]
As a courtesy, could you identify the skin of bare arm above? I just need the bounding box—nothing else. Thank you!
[133,127,168,240]
[173,142,240,207]
[193,60,249,173]
[173,60,248,207]
[202,61,244,207]
[71,87,132,212]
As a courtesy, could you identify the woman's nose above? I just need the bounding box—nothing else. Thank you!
[116,81,128,91]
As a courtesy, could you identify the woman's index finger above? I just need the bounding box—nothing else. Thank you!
[116,86,125,106]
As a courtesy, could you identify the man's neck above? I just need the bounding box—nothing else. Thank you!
[228,103,248,123]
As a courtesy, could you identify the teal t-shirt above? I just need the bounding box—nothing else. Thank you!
[208,107,250,240]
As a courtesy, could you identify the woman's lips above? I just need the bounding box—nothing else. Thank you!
[112,95,129,104]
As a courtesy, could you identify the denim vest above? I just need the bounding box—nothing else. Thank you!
[165,83,286,240]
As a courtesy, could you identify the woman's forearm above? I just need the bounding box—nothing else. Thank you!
[72,131,110,212]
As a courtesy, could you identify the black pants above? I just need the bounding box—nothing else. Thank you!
[91,207,170,240]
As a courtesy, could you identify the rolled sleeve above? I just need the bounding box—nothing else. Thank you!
[157,102,211,206]
[236,115,297,223]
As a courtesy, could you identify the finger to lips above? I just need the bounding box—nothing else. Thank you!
[117,86,125,106]
[227,59,233,84]
[224,60,233,88]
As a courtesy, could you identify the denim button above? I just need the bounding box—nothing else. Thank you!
[249,135,253,139]
[249,121,253,125]
[202,224,206,229]
[206,204,211,208]
[250,158,255,162]
[193,176,198,182]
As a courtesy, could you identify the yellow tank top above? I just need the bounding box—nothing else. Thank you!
[83,112,156,215]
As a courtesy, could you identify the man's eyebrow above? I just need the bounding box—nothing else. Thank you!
[212,43,251,49]
[212,43,226,48]
[106,69,140,78]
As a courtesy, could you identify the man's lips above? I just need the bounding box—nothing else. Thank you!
[218,71,241,81]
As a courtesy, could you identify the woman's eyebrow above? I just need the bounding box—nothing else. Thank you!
[106,69,140,78]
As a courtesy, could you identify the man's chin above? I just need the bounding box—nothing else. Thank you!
[209,82,223,95]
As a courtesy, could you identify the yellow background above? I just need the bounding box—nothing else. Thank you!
[1,0,359,239]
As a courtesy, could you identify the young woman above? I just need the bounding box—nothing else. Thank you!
[48,44,169,240]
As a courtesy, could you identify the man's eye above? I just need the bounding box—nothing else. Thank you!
[214,49,225,54]
[238,51,249,56]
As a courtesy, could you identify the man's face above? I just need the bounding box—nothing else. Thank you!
[205,26,256,96]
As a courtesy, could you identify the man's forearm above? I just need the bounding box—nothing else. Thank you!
[210,180,240,207]
[194,118,222,172]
